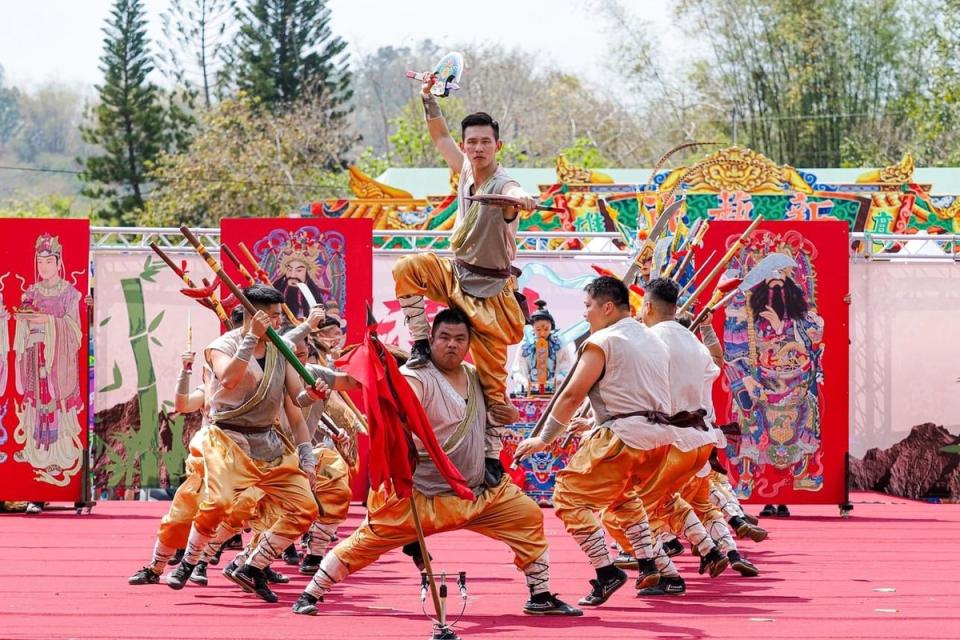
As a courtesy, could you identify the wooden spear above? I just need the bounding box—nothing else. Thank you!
[236,241,299,325]
[150,242,230,325]
[677,216,762,315]
[179,226,328,400]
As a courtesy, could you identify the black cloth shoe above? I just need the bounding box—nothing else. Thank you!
[222,560,253,593]
[776,504,791,517]
[188,561,208,586]
[612,551,637,569]
[292,592,321,615]
[728,550,759,577]
[577,567,628,606]
[402,541,428,572]
[698,548,729,578]
[663,537,684,557]
[282,544,300,566]
[635,558,660,590]
[523,592,583,616]
[128,566,160,585]
[637,575,686,596]
[165,561,196,590]
[233,565,278,603]
[730,517,769,542]
[759,504,777,517]
[406,339,431,369]
[167,548,185,566]
[299,554,323,575]
[265,565,290,584]
[224,534,244,550]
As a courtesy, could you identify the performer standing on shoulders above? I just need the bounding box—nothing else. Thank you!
[292,309,581,618]
[393,74,538,430]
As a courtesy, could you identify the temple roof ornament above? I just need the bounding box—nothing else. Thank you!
[659,146,813,194]
[856,153,915,184]
[348,166,414,199]
[555,154,614,185]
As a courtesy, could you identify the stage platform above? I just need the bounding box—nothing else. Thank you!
[1,492,957,639]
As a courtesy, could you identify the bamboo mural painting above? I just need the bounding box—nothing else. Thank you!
[92,255,219,497]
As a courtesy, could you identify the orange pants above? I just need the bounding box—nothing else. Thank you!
[193,426,317,540]
[156,455,204,549]
[332,477,547,574]
[554,428,712,542]
[393,253,525,407]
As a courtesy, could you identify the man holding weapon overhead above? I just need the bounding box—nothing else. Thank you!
[393,72,539,439]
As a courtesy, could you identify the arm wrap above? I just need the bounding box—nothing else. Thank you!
[700,324,720,348]
[295,388,320,408]
[175,369,191,395]
[234,332,259,362]
[297,442,317,471]
[539,414,568,445]
[422,94,442,120]
[283,321,311,346]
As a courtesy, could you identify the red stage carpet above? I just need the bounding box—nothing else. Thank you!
[1,492,957,639]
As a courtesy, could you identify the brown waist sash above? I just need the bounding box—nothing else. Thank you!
[605,408,709,431]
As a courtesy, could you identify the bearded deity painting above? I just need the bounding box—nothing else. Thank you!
[721,230,825,499]
[11,234,85,487]
[252,226,347,320]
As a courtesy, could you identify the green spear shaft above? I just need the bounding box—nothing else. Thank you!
[179,226,319,388]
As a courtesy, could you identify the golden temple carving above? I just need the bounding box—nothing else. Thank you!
[659,146,813,194]
[347,166,414,199]
[856,153,915,184]
[555,154,614,184]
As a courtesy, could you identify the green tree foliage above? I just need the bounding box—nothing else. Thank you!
[679,0,929,166]
[230,0,352,117]
[78,0,191,225]
[142,93,355,227]
[158,0,234,109]
[0,195,78,218]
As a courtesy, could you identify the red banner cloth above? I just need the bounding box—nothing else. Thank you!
[338,325,475,501]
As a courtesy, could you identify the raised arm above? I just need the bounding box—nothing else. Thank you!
[421,77,464,173]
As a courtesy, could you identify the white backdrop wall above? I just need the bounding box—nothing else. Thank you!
[91,253,960,460]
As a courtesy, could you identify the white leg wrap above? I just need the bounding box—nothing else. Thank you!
[305,521,339,556]
[305,552,350,599]
[246,531,295,569]
[523,551,551,596]
[573,528,613,569]
[710,483,743,519]
[182,525,214,565]
[198,523,237,563]
[706,516,737,555]
[681,510,716,556]
[399,295,430,341]
[652,535,680,577]
[149,539,177,573]
[623,520,654,560]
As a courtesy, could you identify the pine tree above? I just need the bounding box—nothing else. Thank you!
[158,0,234,109]
[78,0,175,225]
[230,0,352,115]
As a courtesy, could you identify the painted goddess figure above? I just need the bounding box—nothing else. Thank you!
[510,300,574,396]
[12,234,84,486]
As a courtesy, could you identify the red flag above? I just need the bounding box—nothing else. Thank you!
[337,321,475,501]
